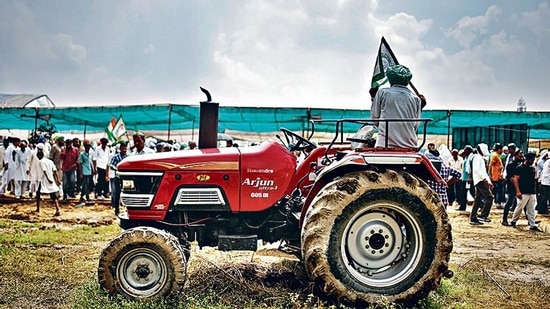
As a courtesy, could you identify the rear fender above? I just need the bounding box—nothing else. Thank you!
[299,152,444,228]
[300,155,370,228]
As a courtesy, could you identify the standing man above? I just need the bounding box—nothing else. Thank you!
[27,143,45,199]
[501,149,524,225]
[0,138,6,196]
[502,143,518,211]
[13,140,31,198]
[370,64,426,149]
[1,137,19,196]
[510,152,543,232]
[538,152,550,215]
[447,148,463,207]
[36,151,61,216]
[76,140,94,207]
[488,143,505,208]
[536,150,548,213]
[456,146,474,211]
[72,137,83,194]
[107,141,128,215]
[61,139,79,203]
[131,133,155,155]
[49,136,65,197]
[469,143,494,225]
[93,137,111,200]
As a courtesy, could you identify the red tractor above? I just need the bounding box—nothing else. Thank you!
[97,95,453,306]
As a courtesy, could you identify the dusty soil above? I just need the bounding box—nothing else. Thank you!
[447,207,550,295]
[0,195,117,227]
[1,195,549,306]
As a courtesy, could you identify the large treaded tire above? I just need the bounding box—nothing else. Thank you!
[98,226,188,300]
[301,170,452,306]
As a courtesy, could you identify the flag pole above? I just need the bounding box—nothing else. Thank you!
[380,37,421,97]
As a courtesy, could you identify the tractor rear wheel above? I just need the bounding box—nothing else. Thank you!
[98,226,188,300]
[301,170,452,306]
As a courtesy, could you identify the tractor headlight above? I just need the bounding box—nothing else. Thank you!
[122,179,135,191]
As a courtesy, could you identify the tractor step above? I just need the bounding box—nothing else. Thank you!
[218,234,258,251]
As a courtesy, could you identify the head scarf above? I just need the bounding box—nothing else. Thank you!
[386,65,412,86]
[477,143,490,156]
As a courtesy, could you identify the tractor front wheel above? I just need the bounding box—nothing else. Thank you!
[98,226,188,300]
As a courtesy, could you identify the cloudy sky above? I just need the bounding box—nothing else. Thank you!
[1,0,549,111]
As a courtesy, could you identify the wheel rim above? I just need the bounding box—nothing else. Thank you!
[117,247,169,298]
[341,201,424,287]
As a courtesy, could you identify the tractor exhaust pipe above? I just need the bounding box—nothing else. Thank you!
[198,87,219,149]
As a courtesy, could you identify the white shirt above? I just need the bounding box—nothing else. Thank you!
[471,153,491,185]
[93,145,110,169]
[0,145,5,169]
[28,149,42,182]
[447,156,463,171]
[131,147,155,156]
[3,144,16,180]
[14,148,31,181]
[39,158,59,194]
[540,159,550,186]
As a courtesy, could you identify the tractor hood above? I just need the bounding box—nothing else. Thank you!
[118,147,240,172]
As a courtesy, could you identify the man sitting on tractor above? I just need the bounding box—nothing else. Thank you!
[370,64,426,149]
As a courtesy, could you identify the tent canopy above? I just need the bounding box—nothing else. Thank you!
[0,94,55,109]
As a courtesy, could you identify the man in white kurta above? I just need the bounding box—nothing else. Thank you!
[37,151,61,216]
[0,138,7,195]
[14,140,31,198]
[28,143,45,198]
[0,137,19,195]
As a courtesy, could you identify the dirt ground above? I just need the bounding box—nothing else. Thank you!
[1,195,549,304]
[0,195,117,227]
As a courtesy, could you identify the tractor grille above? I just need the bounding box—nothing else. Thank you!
[120,193,154,208]
[174,188,226,205]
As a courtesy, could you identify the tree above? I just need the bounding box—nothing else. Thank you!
[28,123,57,144]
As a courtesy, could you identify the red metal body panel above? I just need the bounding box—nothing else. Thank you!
[122,148,239,220]
[122,141,298,219]
[285,145,351,196]
[118,148,240,171]
[124,209,171,221]
[153,170,240,212]
[239,141,297,211]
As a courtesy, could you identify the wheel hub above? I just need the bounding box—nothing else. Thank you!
[345,211,404,269]
[135,263,152,279]
[117,248,167,297]
[368,233,385,250]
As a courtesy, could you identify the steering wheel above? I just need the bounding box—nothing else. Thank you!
[280,128,317,152]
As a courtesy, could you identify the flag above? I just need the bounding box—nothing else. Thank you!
[371,37,399,88]
[112,115,127,141]
[105,117,117,142]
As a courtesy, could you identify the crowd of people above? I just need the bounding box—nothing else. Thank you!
[425,142,548,232]
[0,133,205,216]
